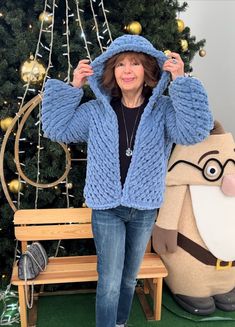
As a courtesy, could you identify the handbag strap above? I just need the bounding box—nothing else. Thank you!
[23,256,34,309]
[23,242,48,309]
[25,250,44,272]
[34,242,48,268]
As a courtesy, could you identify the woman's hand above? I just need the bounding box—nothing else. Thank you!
[163,52,184,81]
[71,59,94,88]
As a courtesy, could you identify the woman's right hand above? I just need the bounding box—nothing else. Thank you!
[71,59,94,88]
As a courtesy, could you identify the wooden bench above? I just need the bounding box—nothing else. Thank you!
[11,208,168,327]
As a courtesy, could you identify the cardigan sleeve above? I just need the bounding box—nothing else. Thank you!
[41,79,92,143]
[164,76,214,145]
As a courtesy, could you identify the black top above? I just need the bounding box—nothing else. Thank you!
[111,98,146,186]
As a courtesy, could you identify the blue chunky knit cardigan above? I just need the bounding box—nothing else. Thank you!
[42,35,213,210]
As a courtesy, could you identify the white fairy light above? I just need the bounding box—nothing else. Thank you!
[74,0,92,61]
[60,0,73,208]
[99,0,113,44]
[89,0,103,52]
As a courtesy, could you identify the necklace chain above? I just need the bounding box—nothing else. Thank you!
[121,102,142,157]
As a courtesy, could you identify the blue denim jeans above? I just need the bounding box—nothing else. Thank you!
[92,205,157,327]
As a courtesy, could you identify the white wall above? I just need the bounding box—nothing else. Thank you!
[179,0,235,136]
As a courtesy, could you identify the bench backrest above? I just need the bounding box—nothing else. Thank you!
[14,208,93,251]
[14,207,152,253]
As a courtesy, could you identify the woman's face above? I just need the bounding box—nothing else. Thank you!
[114,55,145,94]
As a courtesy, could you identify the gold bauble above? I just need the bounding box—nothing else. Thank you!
[180,39,188,52]
[20,55,46,84]
[8,179,22,193]
[82,202,87,208]
[39,11,53,24]
[176,19,185,33]
[0,117,13,131]
[164,50,172,57]
[199,49,206,57]
[125,21,142,35]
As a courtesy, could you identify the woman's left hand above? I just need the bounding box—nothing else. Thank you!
[163,52,184,81]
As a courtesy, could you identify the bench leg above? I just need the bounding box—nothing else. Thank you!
[153,278,163,321]
[143,279,150,294]
[18,285,28,327]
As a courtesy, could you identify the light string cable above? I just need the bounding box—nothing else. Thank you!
[54,0,74,257]
[61,0,75,208]
[35,0,56,209]
[99,0,113,48]
[74,0,92,61]
[16,0,55,210]
[89,0,104,52]
[63,0,73,84]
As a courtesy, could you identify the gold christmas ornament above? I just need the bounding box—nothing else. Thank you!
[39,11,53,25]
[176,19,185,33]
[164,50,172,57]
[82,202,87,208]
[125,21,142,35]
[199,49,206,57]
[180,39,188,52]
[20,55,46,85]
[0,117,13,131]
[8,179,23,193]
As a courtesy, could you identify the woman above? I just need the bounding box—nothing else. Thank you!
[42,34,213,327]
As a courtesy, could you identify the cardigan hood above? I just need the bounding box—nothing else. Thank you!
[88,34,171,105]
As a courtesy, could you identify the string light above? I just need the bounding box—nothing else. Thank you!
[89,0,104,52]
[99,0,113,44]
[63,0,72,83]
[74,0,92,61]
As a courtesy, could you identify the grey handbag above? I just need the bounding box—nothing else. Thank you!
[18,242,48,308]
[18,242,48,280]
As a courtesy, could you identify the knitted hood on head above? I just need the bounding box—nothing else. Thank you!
[88,34,171,105]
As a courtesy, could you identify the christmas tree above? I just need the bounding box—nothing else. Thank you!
[0,0,205,285]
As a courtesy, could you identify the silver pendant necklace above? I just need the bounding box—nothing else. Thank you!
[121,102,142,157]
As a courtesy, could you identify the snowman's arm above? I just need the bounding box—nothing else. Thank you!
[152,185,187,254]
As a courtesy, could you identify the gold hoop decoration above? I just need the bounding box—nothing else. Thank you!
[0,97,37,211]
[14,97,71,188]
[0,95,71,212]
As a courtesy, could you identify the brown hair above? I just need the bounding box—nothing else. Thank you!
[101,52,161,98]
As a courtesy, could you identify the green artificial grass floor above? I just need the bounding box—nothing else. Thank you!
[1,286,235,326]
[36,287,235,327]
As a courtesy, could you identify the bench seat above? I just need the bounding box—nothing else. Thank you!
[12,253,166,286]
